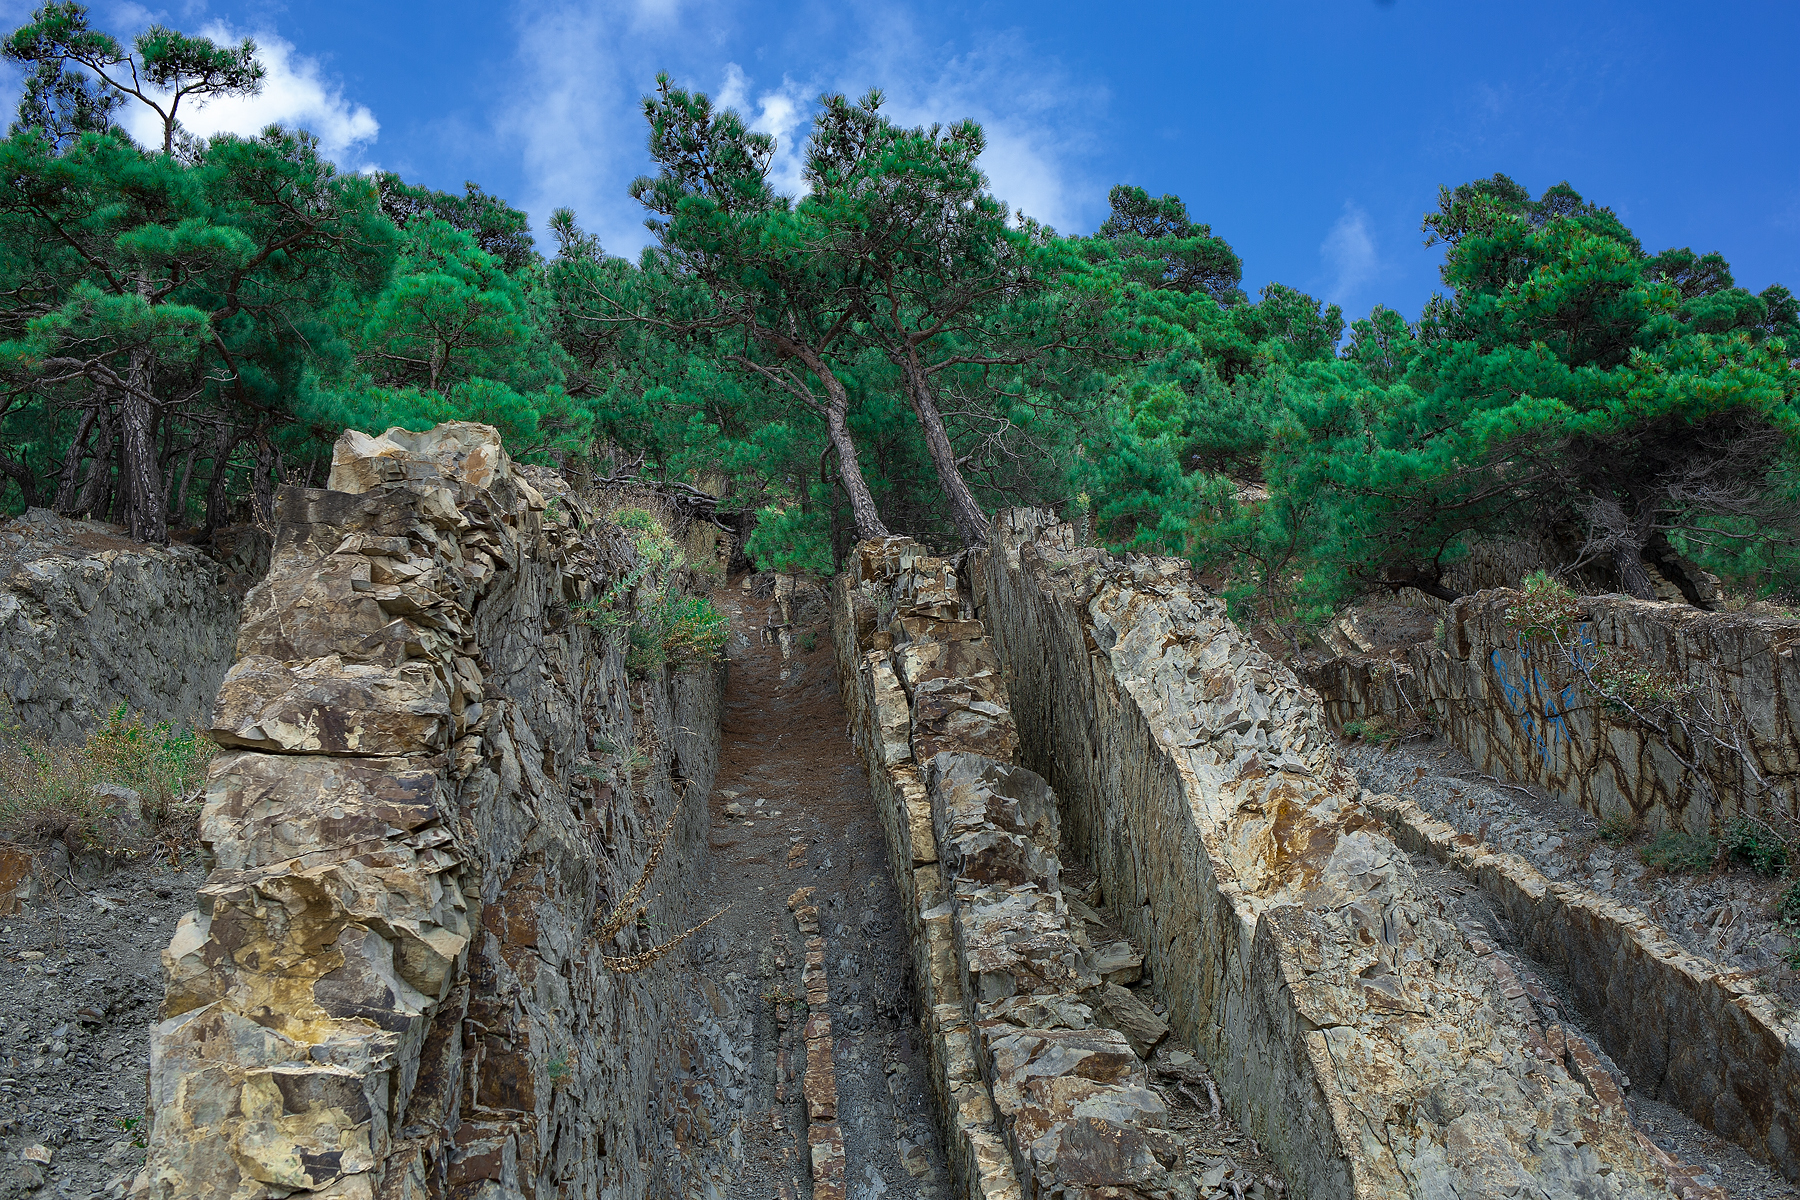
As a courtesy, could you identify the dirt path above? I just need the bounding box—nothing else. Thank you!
[657,580,949,1199]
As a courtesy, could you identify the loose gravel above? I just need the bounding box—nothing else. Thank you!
[0,850,204,1199]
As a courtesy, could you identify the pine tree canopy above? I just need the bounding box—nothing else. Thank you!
[0,8,1790,624]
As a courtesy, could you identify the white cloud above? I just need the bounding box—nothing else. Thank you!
[116,24,378,164]
[843,24,1105,235]
[499,2,1105,257]
[718,63,815,200]
[499,3,657,259]
[1320,201,1379,306]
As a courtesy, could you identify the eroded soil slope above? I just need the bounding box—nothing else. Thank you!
[0,853,203,1199]
[653,579,951,1198]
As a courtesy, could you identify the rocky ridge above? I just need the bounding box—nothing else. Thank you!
[976,508,1718,1199]
[1306,590,1800,835]
[130,423,723,1200]
[834,536,1280,1200]
[0,509,240,741]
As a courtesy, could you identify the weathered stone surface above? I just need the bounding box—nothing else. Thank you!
[866,652,914,766]
[1305,590,1800,834]
[0,508,241,741]
[977,507,1696,1199]
[892,614,987,645]
[928,752,1059,852]
[836,543,1214,1200]
[1087,941,1143,986]
[928,759,1065,892]
[136,423,724,1200]
[1089,983,1169,1058]
[911,678,1020,763]
[209,655,451,755]
[1367,789,1800,1182]
[895,555,966,619]
[853,535,927,585]
[897,636,1002,696]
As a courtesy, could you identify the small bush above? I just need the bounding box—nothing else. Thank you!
[1595,811,1639,843]
[1639,830,1719,873]
[579,508,729,678]
[613,507,660,535]
[0,705,210,846]
[1724,816,1794,878]
[744,503,834,576]
[1508,571,1588,642]
[1778,879,1800,926]
[1341,717,1392,742]
[1505,571,1692,715]
[1777,881,1800,969]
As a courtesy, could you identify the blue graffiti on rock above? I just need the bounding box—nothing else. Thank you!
[1490,629,1590,768]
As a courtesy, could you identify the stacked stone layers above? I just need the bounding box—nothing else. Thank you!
[1365,791,1800,1182]
[133,424,722,1200]
[836,539,1229,1200]
[0,508,241,741]
[1305,590,1800,834]
[975,509,1701,1199]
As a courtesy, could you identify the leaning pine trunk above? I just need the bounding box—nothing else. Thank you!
[119,277,167,542]
[52,406,97,514]
[74,404,116,520]
[824,398,889,541]
[783,339,890,540]
[203,423,236,536]
[900,353,990,547]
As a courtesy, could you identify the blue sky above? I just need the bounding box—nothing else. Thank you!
[3,0,1795,325]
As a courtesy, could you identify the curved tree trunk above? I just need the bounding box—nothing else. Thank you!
[52,406,96,514]
[899,353,989,547]
[780,339,890,540]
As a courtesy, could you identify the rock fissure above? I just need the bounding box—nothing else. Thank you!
[45,439,1798,1198]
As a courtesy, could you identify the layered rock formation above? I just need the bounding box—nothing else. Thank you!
[835,537,1259,1200]
[1365,791,1800,1181]
[975,509,1710,1199]
[132,424,722,1200]
[0,509,240,740]
[1305,590,1800,833]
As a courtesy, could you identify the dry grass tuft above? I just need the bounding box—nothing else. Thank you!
[0,704,211,850]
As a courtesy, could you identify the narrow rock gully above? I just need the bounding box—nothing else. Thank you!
[657,576,951,1199]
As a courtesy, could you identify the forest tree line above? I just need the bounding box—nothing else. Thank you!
[1,4,1796,634]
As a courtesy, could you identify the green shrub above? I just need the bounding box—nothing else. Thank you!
[613,506,660,534]
[1724,816,1793,877]
[579,510,729,678]
[1779,879,1800,926]
[1638,830,1719,873]
[1341,716,1394,743]
[0,705,211,846]
[744,504,834,576]
[1595,811,1639,843]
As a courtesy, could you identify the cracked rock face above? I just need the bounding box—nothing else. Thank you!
[1305,590,1800,836]
[132,423,722,1200]
[0,508,241,742]
[840,543,1276,1200]
[975,508,1708,1199]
